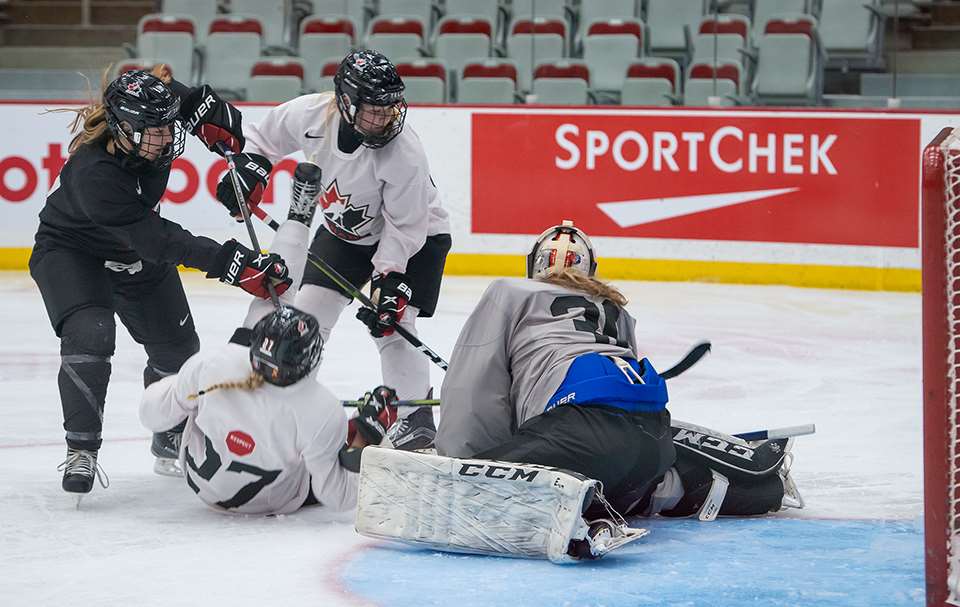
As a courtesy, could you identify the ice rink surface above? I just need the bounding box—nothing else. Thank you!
[0,271,924,606]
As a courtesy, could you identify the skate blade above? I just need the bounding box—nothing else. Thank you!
[75,494,83,510]
[153,457,183,477]
[590,526,649,558]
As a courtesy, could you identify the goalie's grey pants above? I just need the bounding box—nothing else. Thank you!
[475,404,675,516]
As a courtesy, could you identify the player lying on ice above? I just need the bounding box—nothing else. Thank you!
[348,221,805,562]
[138,164,360,515]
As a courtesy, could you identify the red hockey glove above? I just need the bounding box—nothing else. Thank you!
[181,85,245,155]
[208,239,291,299]
[348,385,400,447]
[356,272,412,338]
[216,153,272,223]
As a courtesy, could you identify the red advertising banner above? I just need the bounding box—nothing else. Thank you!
[472,113,920,247]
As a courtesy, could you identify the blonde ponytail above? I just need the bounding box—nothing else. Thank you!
[541,268,629,307]
[188,372,266,400]
[47,63,174,155]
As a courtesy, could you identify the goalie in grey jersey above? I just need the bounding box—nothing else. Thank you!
[436,221,804,520]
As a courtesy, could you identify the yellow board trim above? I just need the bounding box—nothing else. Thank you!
[1,248,920,292]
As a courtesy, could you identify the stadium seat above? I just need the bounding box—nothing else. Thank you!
[378,0,437,35]
[531,61,590,105]
[313,60,340,93]
[366,17,426,63]
[299,17,355,91]
[136,14,197,85]
[578,0,637,46]
[511,0,569,21]
[310,0,368,34]
[246,58,304,102]
[396,59,448,103]
[506,18,567,92]
[204,16,264,96]
[231,0,289,50]
[116,59,161,77]
[751,15,824,105]
[694,14,752,65]
[818,0,884,69]
[433,16,494,89]
[684,61,743,106]
[458,60,519,104]
[582,19,645,93]
[751,0,812,38]
[445,0,504,40]
[162,0,217,44]
[644,0,705,58]
[620,58,681,106]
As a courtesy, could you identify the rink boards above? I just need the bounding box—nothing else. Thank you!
[0,101,957,290]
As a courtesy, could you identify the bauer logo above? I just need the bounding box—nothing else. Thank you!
[471,113,920,247]
[458,463,539,482]
[226,430,255,456]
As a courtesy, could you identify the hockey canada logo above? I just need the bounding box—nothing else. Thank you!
[226,430,255,456]
[319,180,373,240]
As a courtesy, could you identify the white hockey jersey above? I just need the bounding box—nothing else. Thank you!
[140,339,357,516]
[244,93,450,275]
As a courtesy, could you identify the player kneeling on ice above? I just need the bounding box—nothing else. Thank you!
[138,164,358,515]
[352,220,804,561]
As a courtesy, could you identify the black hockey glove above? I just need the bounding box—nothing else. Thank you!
[207,239,291,299]
[352,386,400,446]
[356,272,412,338]
[216,153,272,223]
[181,85,245,155]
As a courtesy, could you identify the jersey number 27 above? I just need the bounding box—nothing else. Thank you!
[185,434,281,509]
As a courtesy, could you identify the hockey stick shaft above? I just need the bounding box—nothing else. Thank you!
[218,143,279,308]
[733,424,816,441]
[342,398,440,408]
[254,209,450,371]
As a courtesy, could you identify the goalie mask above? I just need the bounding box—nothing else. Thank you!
[526,220,598,279]
[103,70,185,173]
[249,306,323,387]
[334,49,407,149]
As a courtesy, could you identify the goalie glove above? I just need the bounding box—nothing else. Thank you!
[356,272,412,338]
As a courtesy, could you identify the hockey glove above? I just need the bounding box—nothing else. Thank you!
[181,85,245,155]
[356,272,412,338]
[351,385,400,446]
[208,239,291,299]
[216,153,272,223]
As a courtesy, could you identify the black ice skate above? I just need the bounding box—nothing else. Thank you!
[385,406,436,451]
[58,448,109,508]
[288,162,322,226]
[151,430,183,477]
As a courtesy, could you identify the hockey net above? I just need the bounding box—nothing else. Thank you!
[924,127,960,607]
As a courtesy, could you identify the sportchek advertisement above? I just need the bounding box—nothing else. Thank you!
[472,113,920,247]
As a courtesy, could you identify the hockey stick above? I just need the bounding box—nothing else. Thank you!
[660,341,711,379]
[252,208,450,371]
[342,398,440,408]
[733,424,816,441]
[218,143,279,308]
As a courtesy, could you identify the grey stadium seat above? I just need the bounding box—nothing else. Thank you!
[136,14,197,84]
[312,60,340,94]
[366,17,426,63]
[246,58,304,102]
[751,0,812,38]
[204,16,264,95]
[506,18,567,92]
[162,0,217,44]
[232,0,289,49]
[458,60,519,104]
[310,0,368,34]
[577,0,637,46]
[298,17,356,91]
[644,0,705,58]
[818,0,884,70]
[433,16,494,86]
[531,61,590,105]
[582,19,646,93]
[693,14,752,67]
[397,59,448,103]
[621,58,681,106]
[750,15,824,106]
[445,0,503,39]
[378,0,436,35]
[511,0,569,21]
[684,61,743,106]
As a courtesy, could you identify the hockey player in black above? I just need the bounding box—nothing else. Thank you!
[30,65,292,498]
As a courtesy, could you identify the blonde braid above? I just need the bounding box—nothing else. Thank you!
[188,372,266,400]
[541,268,629,307]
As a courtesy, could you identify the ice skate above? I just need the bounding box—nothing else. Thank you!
[288,162,322,226]
[778,451,805,510]
[151,430,183,477]
[58,447,109,508]
[385,406,436,451]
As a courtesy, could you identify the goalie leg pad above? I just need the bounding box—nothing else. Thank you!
[355,447,646,563]
[671,420,791,479]
[659,453,787,517]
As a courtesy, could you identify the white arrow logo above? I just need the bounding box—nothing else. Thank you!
[596,187,799,228]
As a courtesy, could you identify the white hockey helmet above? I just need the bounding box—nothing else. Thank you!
[526,220,598,279]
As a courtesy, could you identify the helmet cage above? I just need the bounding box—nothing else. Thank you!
[526,220,598,279]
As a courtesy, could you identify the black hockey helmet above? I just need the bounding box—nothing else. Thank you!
[103,70,185,172]
[249,305,323,387]
[334,49,407,149]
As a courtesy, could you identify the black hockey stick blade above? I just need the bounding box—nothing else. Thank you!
[660,341,712,380]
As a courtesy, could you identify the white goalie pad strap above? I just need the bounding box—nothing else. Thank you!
[697,470,729,522]
[355,447,598,563]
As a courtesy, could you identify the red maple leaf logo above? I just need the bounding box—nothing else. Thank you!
[318,180,372,241]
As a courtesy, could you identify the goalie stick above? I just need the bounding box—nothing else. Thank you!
[252,208,450,371]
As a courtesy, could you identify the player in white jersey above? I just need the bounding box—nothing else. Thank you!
[213,50,451,416]
[436,221,804,520]
[139,165,358,515]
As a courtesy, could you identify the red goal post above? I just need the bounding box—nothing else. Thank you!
[923,126,960,607]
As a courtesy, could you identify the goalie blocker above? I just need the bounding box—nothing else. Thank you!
[356,447,647,563]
